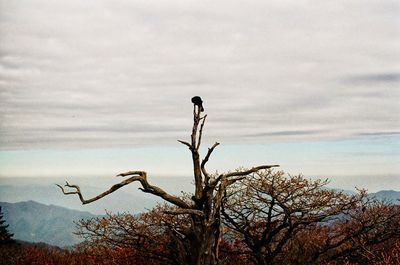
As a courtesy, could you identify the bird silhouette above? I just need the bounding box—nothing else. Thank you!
[191,96,204,112]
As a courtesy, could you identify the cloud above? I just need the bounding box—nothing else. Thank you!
[342,73,400,84]
[0,0,399,150]
[356,131,400,137]
[244,130,324,138]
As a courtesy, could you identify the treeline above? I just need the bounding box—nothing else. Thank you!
[1,170,400,265]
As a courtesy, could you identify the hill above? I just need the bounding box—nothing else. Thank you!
[0,201,96,247]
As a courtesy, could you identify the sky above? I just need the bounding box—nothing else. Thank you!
[0,0,399,192]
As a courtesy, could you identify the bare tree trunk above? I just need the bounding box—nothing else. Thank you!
[187,214,221,265]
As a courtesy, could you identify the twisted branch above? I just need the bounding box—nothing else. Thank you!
[56,171,190,208]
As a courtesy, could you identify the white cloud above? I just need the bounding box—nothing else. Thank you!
[0,0,399,150]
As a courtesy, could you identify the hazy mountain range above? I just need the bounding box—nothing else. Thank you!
[1,194,399,247]
[0,177,398,247]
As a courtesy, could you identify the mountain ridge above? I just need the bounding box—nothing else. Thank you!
[0,200,97,247]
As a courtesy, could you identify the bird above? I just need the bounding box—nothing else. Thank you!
[191,96,204,112]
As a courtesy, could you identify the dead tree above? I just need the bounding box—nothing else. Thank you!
[57,99,279,265]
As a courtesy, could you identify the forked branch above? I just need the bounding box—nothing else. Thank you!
[201,142,220,181]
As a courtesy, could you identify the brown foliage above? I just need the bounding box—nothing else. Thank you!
[0,242,172,265]
[286,203,400,264]
[221,170,400,265]
[1,200,399,265]
[76,204,192,264]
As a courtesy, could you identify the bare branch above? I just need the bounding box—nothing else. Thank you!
[189,106,203,200]
[56,182,86,203]
[177,140,192,149]
[57,171,190,209]
[191,107,201,150]
[164,208,205,217]
[226,176,246,186]
[116,170,147,177]
[210,165,279,187]
[224,165,280,178]
[196,115,207,150]
[201,142,220,181]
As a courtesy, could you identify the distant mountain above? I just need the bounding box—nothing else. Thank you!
[0,184,162,215]
[0,201,97,247]
[370,190,400,204]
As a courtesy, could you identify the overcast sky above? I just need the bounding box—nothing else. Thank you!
[0,0,399,191]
